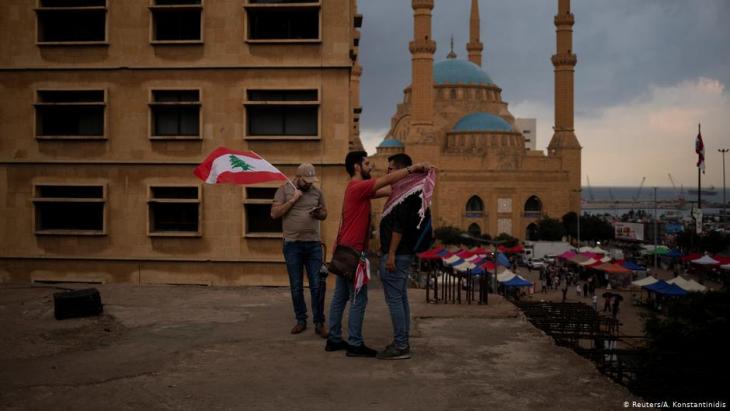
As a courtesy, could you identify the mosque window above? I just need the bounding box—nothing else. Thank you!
[465,195,484,217]
[148,186,201,236]
[245,89,319,139]
[35,90,106,139]
[244,187,282,235]
[150,0,203,43]
[468,223,481,237]
[36,0,107,44]
[33,184,107,235]
[523,195,543,218]
[245,1,320,42]
[149,89,201,139]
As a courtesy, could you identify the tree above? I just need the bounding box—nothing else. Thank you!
[536,216,565,241]
[494,233,518,247]
[434,226,463,245]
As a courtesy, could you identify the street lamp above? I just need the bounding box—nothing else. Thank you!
[654,187,658,269]
[720,149,729,223]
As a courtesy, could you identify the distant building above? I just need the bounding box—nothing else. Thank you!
[373,0,581,241]
[0,0,362,285]
[514,118,537,151]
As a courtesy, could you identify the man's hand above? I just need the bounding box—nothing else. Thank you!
[291,189,303,202]
[410,162,433,173]
[386,255,396,272]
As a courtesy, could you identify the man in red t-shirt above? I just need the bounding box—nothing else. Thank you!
[325,150,431,357]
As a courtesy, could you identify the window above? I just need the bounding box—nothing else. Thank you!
[35,90,106,139]
[245,89,318,139]
[150,0,203,43]
[467,223,481,237]
[244,187,282,235]
[523,195,543,218]
[33,184,106,235]
[245,1,320,42]
[36,0,107,44]
[149,90,201,139]
[465,195,484,217]
[148,186,201,236]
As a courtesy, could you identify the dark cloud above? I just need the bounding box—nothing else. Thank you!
[358,0,730,134]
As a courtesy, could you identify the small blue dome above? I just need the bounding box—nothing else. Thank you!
[434,59,494,86]
[452,112,513,132]
[378,138,404,148]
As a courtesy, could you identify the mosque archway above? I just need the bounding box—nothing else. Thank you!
[524,195,542,217]
[465,195,484,217]
[468,223,481,237]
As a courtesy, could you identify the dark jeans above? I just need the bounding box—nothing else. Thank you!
[283,240,325,325]
[379,253,413,349]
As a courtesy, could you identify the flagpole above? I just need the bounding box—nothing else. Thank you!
[249,150,298,191]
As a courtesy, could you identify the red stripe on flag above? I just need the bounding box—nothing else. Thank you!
[214,170,287,185]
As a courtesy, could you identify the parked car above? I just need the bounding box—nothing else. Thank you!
[527,258,545,269]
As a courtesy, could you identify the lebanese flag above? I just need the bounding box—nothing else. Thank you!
[695,128,705,174]
[194,147,288,185]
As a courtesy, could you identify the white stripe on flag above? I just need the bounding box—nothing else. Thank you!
[206,154,281,184]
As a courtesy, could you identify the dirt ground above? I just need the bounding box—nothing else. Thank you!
[0,280,642,411]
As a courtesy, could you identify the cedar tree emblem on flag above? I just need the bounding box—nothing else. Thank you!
[194,147,288,185]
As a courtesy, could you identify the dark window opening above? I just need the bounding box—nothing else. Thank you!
[247,187,277,200]
[34,185,105,233]
[149,186,200,233]
[248,8,318,40]
[247,106,317,136]
[247,90,317,101]
[153,9,201,41]
[466,196,484,212]
[150,90,200,137]
[151,187,198,199]
[246,204,282,233]
[154,0,200,5]
[36,90,105,137]
[468,223,481,237]
[524,195,543,212]
[37,9,106,43]
[249,0,317,3]
[149,203,199,232]
[41,0,105,6]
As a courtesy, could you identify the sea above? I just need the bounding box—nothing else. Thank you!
[582,186,727,220]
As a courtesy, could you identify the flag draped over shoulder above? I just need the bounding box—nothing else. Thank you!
[194,147,288,185]
[381,168,437,229]
[695,130,705,174]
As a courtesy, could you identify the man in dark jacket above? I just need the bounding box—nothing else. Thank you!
[377,153,424,360]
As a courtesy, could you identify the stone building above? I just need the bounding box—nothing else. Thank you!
[0,0,363,285]
[373,0,581,241]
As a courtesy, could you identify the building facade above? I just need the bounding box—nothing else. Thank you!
[373,0,581,241]
[0,0,362,285]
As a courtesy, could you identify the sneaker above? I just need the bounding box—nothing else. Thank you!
[314,323,329,339]
[376,344,411,360]
[346,343,377,358]
[325,339,350,352]
[290,323,306,334]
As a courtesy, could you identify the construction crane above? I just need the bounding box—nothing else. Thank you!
[586,176,595,201]
[668,173,678,197]
[633,177,646,202]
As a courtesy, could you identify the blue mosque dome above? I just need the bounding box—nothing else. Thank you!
[378,138,404,148]
[452,112,513,132]
[434,59,494,86]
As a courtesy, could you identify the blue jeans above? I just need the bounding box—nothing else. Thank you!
[328,275,368,347]
[283,241,325,325]
[379,253,413,349]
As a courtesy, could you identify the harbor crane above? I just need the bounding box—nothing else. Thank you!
[586,176,595,201]
[633,177,646,202]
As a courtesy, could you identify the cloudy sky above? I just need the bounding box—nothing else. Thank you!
[357,0,730,188]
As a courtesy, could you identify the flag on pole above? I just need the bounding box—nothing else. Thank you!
[193,147,288,185]
[695,127,705,174]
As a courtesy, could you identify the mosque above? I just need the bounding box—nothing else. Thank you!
[373,0,582,241]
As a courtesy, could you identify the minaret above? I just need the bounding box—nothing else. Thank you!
[466,0,483,66]
[408,0,436,132]
[547,0,582,212]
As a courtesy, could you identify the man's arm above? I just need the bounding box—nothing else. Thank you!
[386,232,402,272]
[373,186,392,199]
[372,162,431,192]
[270,188,302,219]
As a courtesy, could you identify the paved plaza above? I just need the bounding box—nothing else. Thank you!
[0,281,641,411]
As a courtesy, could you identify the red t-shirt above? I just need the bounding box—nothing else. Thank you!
[337,179,376,252]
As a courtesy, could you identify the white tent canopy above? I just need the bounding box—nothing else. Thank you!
[632,276,658,287]
[721,264,730,271]
[453,261,476,272]
[577,258,598,266]
[691,255,720,265]
[667,277,707,292]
